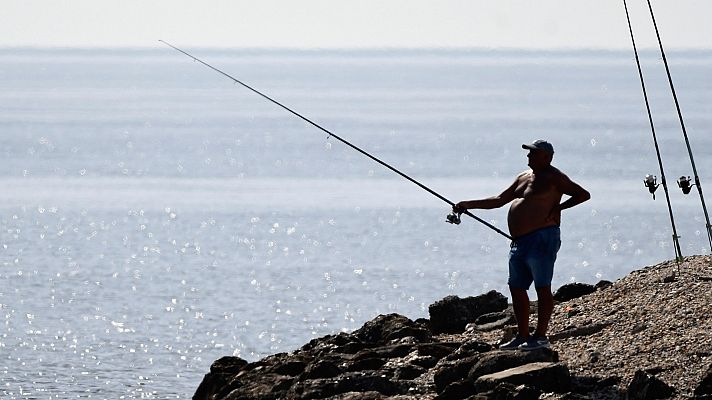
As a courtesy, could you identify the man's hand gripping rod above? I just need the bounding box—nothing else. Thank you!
[159,40,513,241]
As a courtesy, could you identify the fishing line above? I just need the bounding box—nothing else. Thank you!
[644,0,712,253]
[622,0,683,262]
[159,40,512,241]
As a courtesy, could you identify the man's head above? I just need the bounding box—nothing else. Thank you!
[522,139,554,169]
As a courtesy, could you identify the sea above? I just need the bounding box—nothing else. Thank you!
[1,47,710,398]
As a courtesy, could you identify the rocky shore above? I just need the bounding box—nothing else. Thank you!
[194,255,712,399]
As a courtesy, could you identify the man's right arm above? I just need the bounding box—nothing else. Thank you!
[454,176,521,212]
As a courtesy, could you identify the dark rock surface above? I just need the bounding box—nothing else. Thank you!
[428,290,508,334]
[474,362,572,393]
[626,370,676,399]
[553,283,596,302]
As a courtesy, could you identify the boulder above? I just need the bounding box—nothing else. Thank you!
[193,356,250,400]
[474,362,572,393]
[626,370,675,400]
[209,356,249,374]
[428,291,508,334]
[353,313,431,345]
[471,311,516,332]
[553,283,596,302]
[468,348,558,381]
[594,280,613,290]
[301,332,364,357]
[433,355,481,393]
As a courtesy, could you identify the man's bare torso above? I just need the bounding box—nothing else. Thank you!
[508,166,563,238]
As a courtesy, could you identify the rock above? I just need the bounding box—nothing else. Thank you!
[594,280,613,290]
[428,291,508,334]
[659,273,677,283]
[553,283,596,302]
[352,343,415,360]
[209,356,249,374]
[471,311,516,332]
[409,355,439,369]
[327,392,385,400]
[416,342,459,359]
[436,380,476,399]
[695,363,712,396]
[474,362,572,393]
[194,356,251,400]
[476,311,511,325]
[289,373,406,399]
[353,313,431,345]
[468,348,559,381]
[301,332,364,357]
[274,360,307,376]
[193,372,236,400]
[626,370,675,400]
[433,355,481,393]
[630,322,647,334]
[346,357,387,372]
[446,340,493,361]
[473,382,541,400]
[302,360,342,380]
[393,364,427,380]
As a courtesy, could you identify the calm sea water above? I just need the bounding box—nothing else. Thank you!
[1,48,710,398]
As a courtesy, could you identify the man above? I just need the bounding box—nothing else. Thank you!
[454,140,590,351]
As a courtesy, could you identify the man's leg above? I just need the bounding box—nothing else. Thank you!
[534,286,553,337]
[509,286,530,338]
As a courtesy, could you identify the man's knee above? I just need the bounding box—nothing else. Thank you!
[534,286,552,296]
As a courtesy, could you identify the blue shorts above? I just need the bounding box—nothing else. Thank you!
[508,226,561,290]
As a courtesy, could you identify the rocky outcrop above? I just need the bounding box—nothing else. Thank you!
[428,290,508,334]
[474,362,572,393]
[626,370,676,399]
[194,255,712,399]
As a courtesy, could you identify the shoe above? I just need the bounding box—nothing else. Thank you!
[499,335,527,350]
[519,335,551,351]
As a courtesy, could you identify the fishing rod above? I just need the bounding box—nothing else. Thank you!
[622,0,683,262]
[159,40,513,241]
[645,0,712,253]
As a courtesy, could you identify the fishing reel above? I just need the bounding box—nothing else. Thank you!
[644,174,659,200]
[446,211,462,225]
[677,176,695,194]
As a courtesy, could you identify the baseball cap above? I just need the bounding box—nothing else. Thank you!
[522,139,554,154]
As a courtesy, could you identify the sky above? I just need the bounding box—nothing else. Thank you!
[2,0,711,49]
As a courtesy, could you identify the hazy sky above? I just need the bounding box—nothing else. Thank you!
[3,0,711,49]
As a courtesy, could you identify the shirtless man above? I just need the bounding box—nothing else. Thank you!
[454,140,590,351]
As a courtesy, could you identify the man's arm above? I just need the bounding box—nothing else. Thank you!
[454,175,521,212]
[554,172,590,212]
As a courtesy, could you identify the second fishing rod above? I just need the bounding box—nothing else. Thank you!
[159,40,512,241]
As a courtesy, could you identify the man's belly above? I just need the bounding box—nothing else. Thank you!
[508,199,559,238]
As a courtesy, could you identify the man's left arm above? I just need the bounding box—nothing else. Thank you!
[555,173,591,212]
